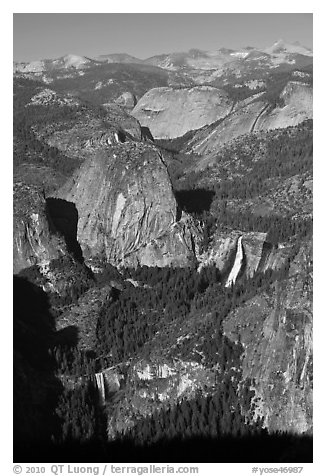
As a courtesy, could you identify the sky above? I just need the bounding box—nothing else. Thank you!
[13,13,313,62]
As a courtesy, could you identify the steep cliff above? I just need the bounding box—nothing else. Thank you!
[255,82,313,131]
[13,182,67,274]
[223,238,313,433]
[131,86,233,139]
[55,142,201,267]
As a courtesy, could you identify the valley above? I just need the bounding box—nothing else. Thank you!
[13,38,313,463]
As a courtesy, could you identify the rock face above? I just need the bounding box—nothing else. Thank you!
[106,357,216,439]
[185,100,266,157]
[182,82,312,158]
[131,86,233,139]
[223,238,313,433]
[13,182,66,274]
[114,92,138,109]
[255,82,313,131]
[55,143,201,267]
[26,88,81,108]
[101,103,142,139]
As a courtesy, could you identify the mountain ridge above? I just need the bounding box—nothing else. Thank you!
[14,39,313,73]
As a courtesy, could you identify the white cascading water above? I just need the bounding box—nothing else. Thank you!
[225,236,243,287]
[95,372,106,403]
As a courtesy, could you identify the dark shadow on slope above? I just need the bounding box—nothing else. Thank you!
[46,198,84,263]
[175,189,215,214]
[14,276,56,365]
[117,129,127,143]
[13,276,102,460]
[13,276,65,452]
[15,433,313,463]
[53,326,80,348]
[141,126,155,142]
[176,203,182,221]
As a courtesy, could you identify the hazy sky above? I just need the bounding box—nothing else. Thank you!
[13,13,313,62]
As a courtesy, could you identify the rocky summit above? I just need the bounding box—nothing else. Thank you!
[54,142,201,267]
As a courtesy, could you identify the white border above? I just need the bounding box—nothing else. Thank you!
[3,3,323,475]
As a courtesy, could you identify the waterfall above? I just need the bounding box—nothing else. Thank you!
[95,372,106,403]
[225,236,243,287]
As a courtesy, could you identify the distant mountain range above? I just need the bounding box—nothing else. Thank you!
[13,39,313,110]
[14,39,312,74]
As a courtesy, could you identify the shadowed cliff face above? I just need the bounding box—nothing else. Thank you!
[54,142,201,267]
[13,276,64,448]
[46,198,83,263]
[13,182,67,274]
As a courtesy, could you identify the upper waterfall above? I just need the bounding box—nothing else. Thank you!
[225,236,243,287]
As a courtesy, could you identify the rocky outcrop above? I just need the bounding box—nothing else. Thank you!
[255,82,313,131]
[114,92,138,109]
[106,357,216,439]
[223,238,313,433]
[13,182,66,274]
[131,86,233,139]
[101,103,142,140]
[124,212,202,268]
[183,82,312,158]
[185,100,266,157]
[55,142,201,267]
[26,88,81,107]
